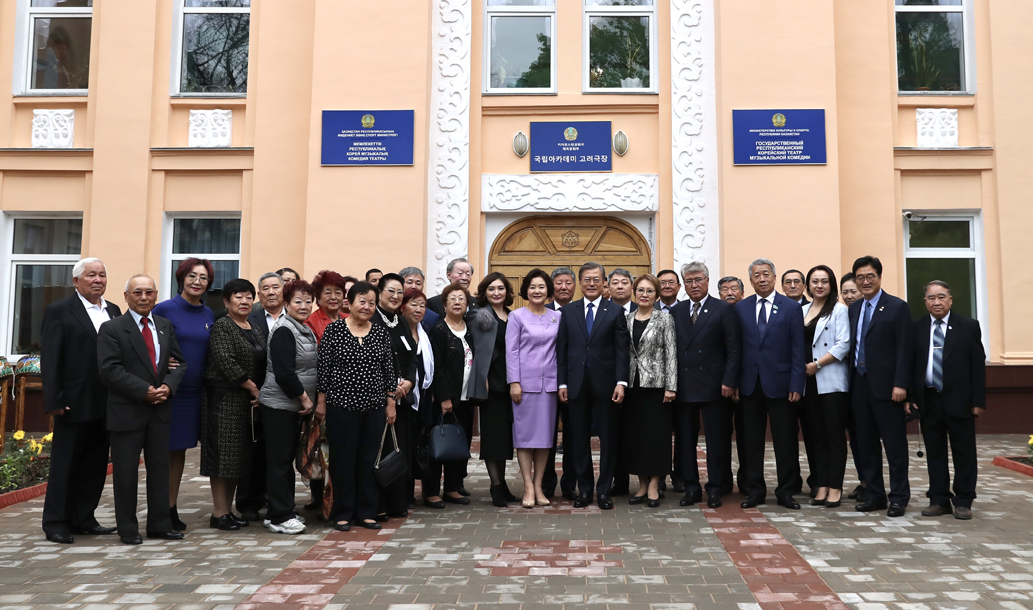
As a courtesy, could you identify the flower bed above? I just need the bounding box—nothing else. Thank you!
[0,431,52,494]
[991,436,1033,478]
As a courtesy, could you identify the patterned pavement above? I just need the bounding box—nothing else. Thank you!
[0,434,1031,610]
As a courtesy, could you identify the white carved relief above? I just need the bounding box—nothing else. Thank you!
[189,109,233,147]
[916,108,958,148]
[482,174,659,213]
[671,0,720,278]
[426,0,472,293]
[31,109,75,148]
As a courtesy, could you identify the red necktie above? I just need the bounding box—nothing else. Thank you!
[141,318,158,376]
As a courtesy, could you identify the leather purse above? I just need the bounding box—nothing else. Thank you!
[428,412,470,463]
[373,423,409,488]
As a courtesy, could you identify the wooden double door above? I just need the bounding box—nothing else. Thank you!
[488,216,652,309]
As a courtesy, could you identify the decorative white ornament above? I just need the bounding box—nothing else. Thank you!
[916,109,958,148]
[426,0,472,293]
[188,109,233,148]
[671,0,720,280]
[31,109,75,148]
[482,174,658,213]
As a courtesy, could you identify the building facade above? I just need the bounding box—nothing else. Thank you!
[0,0,1030,425]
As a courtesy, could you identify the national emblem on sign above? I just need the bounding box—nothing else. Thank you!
[563,127,578,141]
[361,114,375,128]
[561,230,579,249]
[772,113,786,128]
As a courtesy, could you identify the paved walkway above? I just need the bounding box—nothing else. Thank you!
[1,435,1032,610]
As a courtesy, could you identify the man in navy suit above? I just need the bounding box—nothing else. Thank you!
[557,262,630,509]
[544,267,578,499]
[848,255,913,517]
[735,259,806,509]
[672,262,739,508]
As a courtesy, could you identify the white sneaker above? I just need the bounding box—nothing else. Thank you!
[264,517,306,534]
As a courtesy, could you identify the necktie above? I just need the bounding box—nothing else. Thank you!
[140,318,158,376]
[932,319,945,391]
[585,302,595,337]
[857,301,872,375]
[757,299,768,339]
[691,301,700,324]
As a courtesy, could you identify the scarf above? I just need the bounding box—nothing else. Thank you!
[413,322,435,410]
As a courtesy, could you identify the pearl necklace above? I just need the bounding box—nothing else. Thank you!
[377,308,399,328]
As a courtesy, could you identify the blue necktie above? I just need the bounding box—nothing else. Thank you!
[857,301,872,375]
[932,319,945,391]
[757,299,768,340]
[586,302,595,337]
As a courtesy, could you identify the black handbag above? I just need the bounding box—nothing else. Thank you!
[373,423,409,488]
[429,412,470,463]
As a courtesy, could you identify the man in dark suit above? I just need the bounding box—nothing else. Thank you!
[40,258,121,544]
[544,267,577,499]
[782,268,816,497]
[400,266,440,331]
[848,255,913,517]
[97,274,187,545]
[426,258,474,317]
[909,280,985,520]
[672,262,739,508]
[735,259,806,509]
[557,262,630,509]
[717,276,748,494]
[546,267,576,311]
[606,267,636,496]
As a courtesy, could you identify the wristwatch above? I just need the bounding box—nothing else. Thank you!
[815,361,823,370]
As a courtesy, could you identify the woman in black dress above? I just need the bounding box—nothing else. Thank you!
[201,278,266,530]
[470,272,516,507]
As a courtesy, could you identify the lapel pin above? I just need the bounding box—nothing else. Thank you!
[703,309,708,314]
[879,306,885,312]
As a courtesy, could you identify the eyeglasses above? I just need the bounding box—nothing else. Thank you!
[659,280,679,287]
[384,288,404,296]
[855,273,879,284]
[635,288,656,295]
[582,277,602,285]
[683,277,707,286]
[446,297,466,304]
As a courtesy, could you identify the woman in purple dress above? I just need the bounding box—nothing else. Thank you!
[506,269,561,509]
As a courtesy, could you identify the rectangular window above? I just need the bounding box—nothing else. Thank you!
[895,0,971,93]
[584,0,657,93]
[484,0,556,94]
[175,0,250,95]
[166,216,241,316]
[24,0,93,93]
[6,217,83,354]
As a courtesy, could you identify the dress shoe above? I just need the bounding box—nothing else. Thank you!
[120,535,143,545]
[573,493,592,509]
[535,496,550,506]
[359,520,381,530]
[456,487,471,497]
[147,531,185,540]
[847,484,865,500]
[921,504,952,517]
[597,495,614,510]
[707,495,722,508]
[629,494,647,505]
[646,496,660,508]
[855,498,888,512]
[776,495,801,510]
[237,511,258,524]
[810,498,826,507]
[954,506,972,520]
[45,532,74,544]
[210,514,241,530]
[740,494,766,509]
[887,502,906,518]
[170,506,187,531]
[334,522,351,531]
[522,495,535,509]
[443,494,470,505]
[423,498,446,509]
[824,500,841,509]
[500,482,519,503]
[374,513,390,522]
[490,484,509,508]
[72,525,116,536]
[679,492,702,507]
[809,487,819,499]
[562,489,577,502]
[672,477,686,494]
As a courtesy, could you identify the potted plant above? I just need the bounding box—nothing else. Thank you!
[909,36,940,91]
[620,31,644,88]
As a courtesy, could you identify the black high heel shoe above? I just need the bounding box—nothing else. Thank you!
[628,494,647,505]
[490,484,509,507]
[170,506,187,531]
[500,481,519,503]
[209,514,240,531]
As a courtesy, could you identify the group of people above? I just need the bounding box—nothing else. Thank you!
[38,251,986,545]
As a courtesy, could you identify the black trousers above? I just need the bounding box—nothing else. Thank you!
[801,389,850,489]
[741,378,801,498]
[568,375,620,498]
[110,415,172,537]
[795,403,819,494]
[326,406,385,523]
[851,371,910,505]
[675,400,727,497]
[42,416,110,536]
[261,406,301,525]
[236,416,266,514]
[377,402,412,516]
[921,388,977,508]
[422,400,474,497]
[542,405,577,497]
[721,397,747,493]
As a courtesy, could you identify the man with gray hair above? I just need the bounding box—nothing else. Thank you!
[718,276,745,304]
[401,266,439,330]
[547,267,576,311]
[427,257,474,317]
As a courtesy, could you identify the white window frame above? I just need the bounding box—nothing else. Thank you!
[12,0,93,96]
[160,212,243,301]
[483,2,558,95]
[582,1,658,94]
[894,0,976,95]
[0,213,84,356]
[903,210,989,356]
[170,0,250,98]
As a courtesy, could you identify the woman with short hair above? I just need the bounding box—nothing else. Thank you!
[306,270,348,341]
[401,289,434,506]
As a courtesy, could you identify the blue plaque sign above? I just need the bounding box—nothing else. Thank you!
[530,121,612,173]
[321,110,414,166]
[732,109,826,165]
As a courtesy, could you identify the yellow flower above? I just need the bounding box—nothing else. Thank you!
[42,432,53,443]
[36,443,44,455]
[12,430,24,441]
[1028,434,1033,445]
[28,440,38,452]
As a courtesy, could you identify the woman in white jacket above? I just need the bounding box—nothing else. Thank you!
[801,265,852,508]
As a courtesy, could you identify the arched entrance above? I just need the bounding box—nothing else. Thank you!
[488,216,652,308]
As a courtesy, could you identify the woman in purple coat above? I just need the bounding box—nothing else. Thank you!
[506,269,561,509]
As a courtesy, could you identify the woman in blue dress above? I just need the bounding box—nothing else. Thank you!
[153,258,215,531]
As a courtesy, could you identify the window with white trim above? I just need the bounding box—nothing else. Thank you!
[584,0,657,93]
[484,0,556,94]
[165,217,241,316]
[21,0,93,94]
[895,0,973,93]
[173,0,250,95]
[6,217,82,354]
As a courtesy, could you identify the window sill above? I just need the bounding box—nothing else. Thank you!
[169,96,247,108]
[483,91,558,96]
[12,95,89,105]
[897,94,976,108]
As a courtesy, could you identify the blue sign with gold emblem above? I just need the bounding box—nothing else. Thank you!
[530,121,612,173]
[321,110,415,166]
[733,109,826,165]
